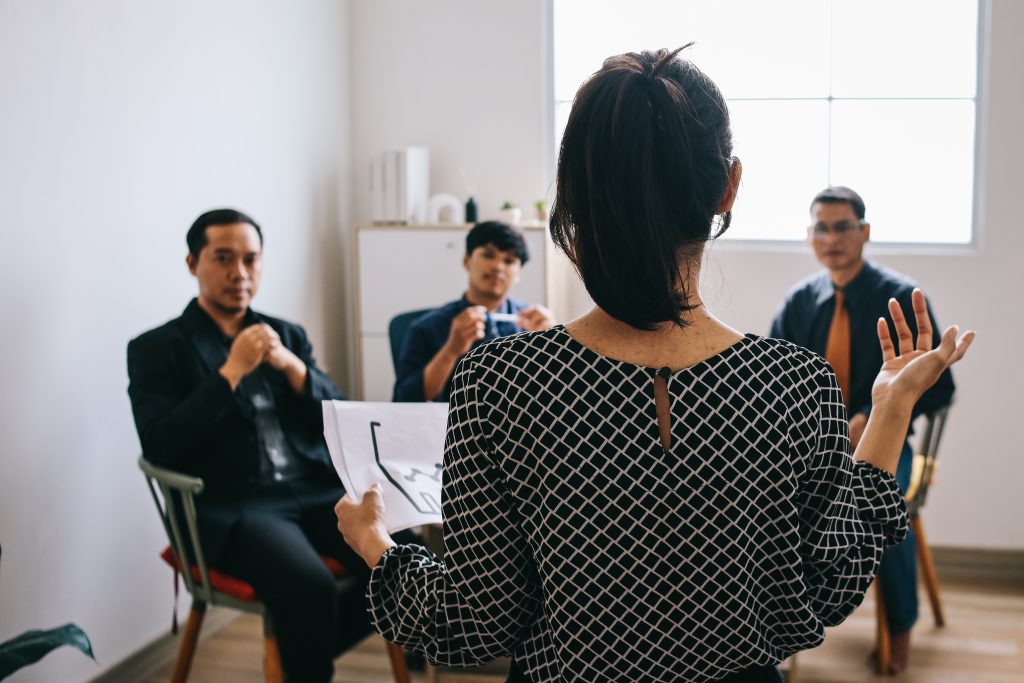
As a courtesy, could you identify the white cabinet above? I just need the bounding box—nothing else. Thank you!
[355,224,549,400]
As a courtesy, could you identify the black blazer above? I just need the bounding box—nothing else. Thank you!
[127,299,344,562]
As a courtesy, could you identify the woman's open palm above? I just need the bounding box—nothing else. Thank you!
[871,288,974,407]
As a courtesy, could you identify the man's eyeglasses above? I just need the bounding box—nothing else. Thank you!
[809,220,865,240]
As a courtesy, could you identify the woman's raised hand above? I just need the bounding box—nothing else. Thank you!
[870,288,974,409]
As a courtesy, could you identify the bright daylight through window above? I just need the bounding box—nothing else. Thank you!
[553,0,979,243]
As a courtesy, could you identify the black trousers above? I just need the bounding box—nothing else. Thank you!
[505,659,782,682]
[218,477,415,683]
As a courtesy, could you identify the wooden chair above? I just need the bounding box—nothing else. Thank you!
[139,456,411,683]
[873,408,949,674]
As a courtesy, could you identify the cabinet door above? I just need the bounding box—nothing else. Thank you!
[358,229,470,334]
[360,334,394,402]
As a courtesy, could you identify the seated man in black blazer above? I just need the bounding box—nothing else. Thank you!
[128,208,389,682]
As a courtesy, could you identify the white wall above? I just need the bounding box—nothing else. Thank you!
[349,0,1023,550]
[0,2,351,681]
[349,0,551,222]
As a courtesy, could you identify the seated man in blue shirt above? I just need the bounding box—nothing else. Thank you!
[770,186,955,674]
[393,221,554,402]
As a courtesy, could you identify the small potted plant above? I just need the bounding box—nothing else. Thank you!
[534,199,549,223]
[498,201,522,226]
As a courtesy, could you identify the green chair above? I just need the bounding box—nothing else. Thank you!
[139,456,411,683]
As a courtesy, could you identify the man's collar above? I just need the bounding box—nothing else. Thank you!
[813,260,878,306]
[181,298,260,339]
[839,260,878,306]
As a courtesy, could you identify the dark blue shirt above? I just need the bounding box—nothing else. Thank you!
[392,295,529,403]
[770,259,954,420]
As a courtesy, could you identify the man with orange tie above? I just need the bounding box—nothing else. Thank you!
[770,186,955,674]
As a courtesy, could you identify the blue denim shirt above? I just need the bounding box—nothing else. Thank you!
[392,295,529,403]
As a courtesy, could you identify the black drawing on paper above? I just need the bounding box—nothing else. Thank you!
[370,420,442,515]
[405,464,443,483]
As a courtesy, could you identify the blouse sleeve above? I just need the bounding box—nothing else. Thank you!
[793,360,908,627]
[367,355,542,666]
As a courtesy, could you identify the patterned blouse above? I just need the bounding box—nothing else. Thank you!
[368,326,907,682]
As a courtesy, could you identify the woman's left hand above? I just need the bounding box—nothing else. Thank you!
[870,288,974,409]
[335,483,397,568]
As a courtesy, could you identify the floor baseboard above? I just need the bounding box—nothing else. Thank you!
[89,606,238,683]
[932,545,1024,585]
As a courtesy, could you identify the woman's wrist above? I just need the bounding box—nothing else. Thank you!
[853,400,914,474]
[360,526,397,568]
[870,386,917,417]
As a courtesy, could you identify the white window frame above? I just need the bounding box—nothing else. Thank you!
[543,0,988,252]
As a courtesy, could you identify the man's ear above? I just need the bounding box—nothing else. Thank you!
[715,157,743,214]
[463,253,470,270]
[862,222,871,242]
[186,253,197,275]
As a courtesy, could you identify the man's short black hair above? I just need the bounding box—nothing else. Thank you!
[466,221,529,265]
[187,208,263,259]
[810,186,866,221]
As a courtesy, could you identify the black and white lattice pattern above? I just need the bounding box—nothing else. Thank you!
[368,327,907,682]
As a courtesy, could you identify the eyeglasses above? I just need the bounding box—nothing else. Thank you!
[809,220,865,240]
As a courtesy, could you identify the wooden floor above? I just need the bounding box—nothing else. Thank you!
[149,576,1024,682]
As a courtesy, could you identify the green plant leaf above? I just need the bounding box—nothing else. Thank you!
[0,624,95,680]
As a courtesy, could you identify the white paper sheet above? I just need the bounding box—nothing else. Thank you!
[322,400,449,532]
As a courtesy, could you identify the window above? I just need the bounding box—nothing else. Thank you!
[552,0,979,243]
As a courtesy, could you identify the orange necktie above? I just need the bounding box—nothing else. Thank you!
[824,288,851,408]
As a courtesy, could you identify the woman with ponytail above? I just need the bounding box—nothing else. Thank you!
[337,47,973,683]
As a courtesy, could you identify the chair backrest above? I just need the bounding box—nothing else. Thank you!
[138,456,217,604]
[388,308,433,373]
[905,408,949,517]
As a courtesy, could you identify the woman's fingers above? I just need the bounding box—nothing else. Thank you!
[877,317,896,362]
[888,297,914,356]
[928,325,975,369]
[948,329,975,365]
[912,289,933,352]
[335,494,354,534]
[365,482,384,505]
[334,493,352,516]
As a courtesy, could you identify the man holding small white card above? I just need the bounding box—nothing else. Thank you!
[393,221,554,403]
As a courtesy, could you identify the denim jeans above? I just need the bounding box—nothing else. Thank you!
[877,441,918,634]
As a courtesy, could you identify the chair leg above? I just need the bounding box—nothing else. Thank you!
[912,516,946,627]
[385,641,412,683]
[263,634,284,683]
[874,580,891,675]
[170,601,206,683]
